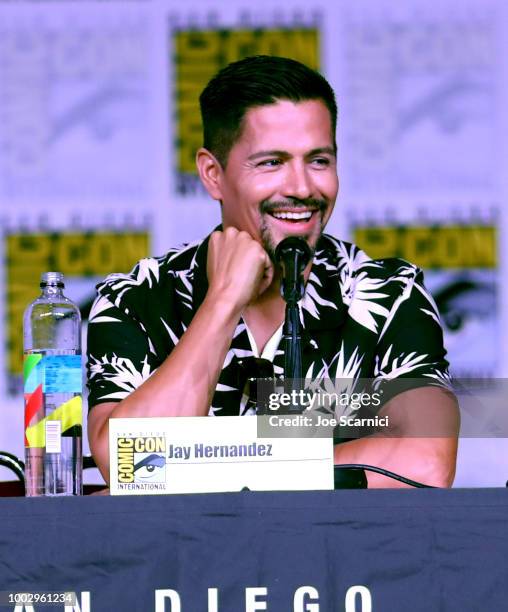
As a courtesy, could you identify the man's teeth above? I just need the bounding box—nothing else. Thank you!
[271,211,313,221]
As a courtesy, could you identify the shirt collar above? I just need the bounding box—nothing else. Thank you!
[300,234,349,332]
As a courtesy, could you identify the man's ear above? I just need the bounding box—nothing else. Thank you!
[196,148,223,201]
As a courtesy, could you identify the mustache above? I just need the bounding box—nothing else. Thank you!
[260,198,328,214]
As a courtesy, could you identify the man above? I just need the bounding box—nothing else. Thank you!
[87,56,459,486]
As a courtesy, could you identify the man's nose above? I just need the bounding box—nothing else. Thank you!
[282,161,313,200]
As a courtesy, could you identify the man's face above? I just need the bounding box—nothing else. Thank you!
[216,99,338,259]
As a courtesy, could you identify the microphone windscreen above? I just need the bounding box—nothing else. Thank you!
[274,237,312,268]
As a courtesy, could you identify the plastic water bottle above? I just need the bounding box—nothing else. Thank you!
[23,272,83,496]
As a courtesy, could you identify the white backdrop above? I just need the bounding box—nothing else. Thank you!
[1,0,507,487]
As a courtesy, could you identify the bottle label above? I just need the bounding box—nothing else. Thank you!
[23,353,43,394]
[42,355,82,393]
[45,420,62,453]
[24,354,82,394]
[24,354,82,449]
[25,397,82,449]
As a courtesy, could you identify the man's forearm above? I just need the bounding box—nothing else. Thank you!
[333,386,460,488]
[334,434,458,488]
[112,294,241,417]
[88,294,242,479]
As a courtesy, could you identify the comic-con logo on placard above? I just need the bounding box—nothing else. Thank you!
[117,436,167,486]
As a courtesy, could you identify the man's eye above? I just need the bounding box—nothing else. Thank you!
[311,157,330,166]
[258,159,282,167]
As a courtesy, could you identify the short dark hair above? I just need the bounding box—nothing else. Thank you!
[199,55,337,168]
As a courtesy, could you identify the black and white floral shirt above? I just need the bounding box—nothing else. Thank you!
[86,232,450,415]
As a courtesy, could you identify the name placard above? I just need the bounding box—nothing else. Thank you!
[109,416,333,495]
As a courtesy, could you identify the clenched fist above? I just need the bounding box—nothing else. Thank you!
[206,228,274,312]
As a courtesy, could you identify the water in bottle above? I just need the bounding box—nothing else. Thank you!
[23,271,83,496]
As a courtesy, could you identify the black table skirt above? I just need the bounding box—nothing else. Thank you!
[0,488,507,611]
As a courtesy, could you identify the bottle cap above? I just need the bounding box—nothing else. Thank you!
[40,271,64,288]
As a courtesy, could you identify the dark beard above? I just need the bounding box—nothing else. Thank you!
[259,198,327,262]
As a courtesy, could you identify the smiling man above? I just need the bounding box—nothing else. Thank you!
[87,56,459,487]
[201,97,337,256]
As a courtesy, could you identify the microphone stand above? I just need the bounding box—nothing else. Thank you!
[283,298,303,413]
[277,240,310,414]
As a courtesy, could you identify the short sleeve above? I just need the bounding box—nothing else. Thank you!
[373,265,452,402]
[86,294,157,409]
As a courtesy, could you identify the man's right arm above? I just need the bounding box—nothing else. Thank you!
[88,228,273,481]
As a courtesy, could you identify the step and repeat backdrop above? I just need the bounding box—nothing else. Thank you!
[0,0,507,486]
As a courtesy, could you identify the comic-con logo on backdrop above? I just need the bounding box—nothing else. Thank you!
[172,23,320,196]
[353,223,498,379]
[5,230,149,395]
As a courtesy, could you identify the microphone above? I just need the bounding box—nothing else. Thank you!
[275,237,311,401]
[275,237,312,304]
